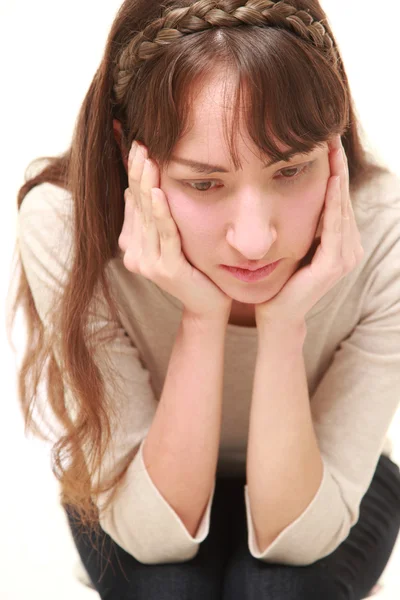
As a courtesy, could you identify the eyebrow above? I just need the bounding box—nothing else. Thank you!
[169,150,316,174]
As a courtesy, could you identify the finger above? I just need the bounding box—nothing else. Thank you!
[128,141,147,217]
[339,137,349,181]
[338,140,364,265]
[120,188,135,248]
[328,136,363,266]
[314,143,341,268]
[336,137,352,222]
[340,145,357,239]
[340,188,353,265]
[328,135,341,179]
[320,175,342,268]
[337,140,350,218]
[334,144,354,267]
[141,157,159,228]
[151,189,183,270]
[328,133,341,154]
[139,160,161,263]
[121,144,137,247]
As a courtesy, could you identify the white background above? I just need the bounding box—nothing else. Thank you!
[1,1,399,598]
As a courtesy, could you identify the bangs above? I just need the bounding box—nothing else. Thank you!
[133,23,349,171]
[216,26,349,170]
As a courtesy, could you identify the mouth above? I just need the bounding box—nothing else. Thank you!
[221,260,281,282]
[223,260,279,271]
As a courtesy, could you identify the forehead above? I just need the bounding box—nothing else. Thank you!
[175,68,291,159]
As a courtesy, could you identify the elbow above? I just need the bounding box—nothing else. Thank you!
[301,523,353,566]
[252,511,354,566]
[300,522,353,566]
[99,512,201,565]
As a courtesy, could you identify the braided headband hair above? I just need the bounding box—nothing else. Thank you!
[112,0,337,105]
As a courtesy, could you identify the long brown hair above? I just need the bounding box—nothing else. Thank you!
[6,0,390,535]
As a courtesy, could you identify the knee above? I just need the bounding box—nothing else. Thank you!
[223,559,341,600]
[99,561,222,600]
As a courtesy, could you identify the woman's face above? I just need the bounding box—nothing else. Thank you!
[157,73,331,317]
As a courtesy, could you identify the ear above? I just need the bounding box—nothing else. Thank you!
[113,119,129,173]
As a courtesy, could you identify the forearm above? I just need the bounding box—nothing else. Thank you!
[143,311,228,537]
[246,322,324,553]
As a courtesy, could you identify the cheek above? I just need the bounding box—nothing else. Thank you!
[160,186,218,257]
[284,180,326,247]
[165,191,209,232]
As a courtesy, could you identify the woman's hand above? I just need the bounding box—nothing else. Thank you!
[118,141,233,324]
[255,134,364,330]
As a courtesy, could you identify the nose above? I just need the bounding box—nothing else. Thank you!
[226,198,277,260]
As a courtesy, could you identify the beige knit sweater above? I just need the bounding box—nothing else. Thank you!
[17,170,400,566]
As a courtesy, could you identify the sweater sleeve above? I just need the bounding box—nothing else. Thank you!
[17,183,215,564]
[244,205,400,566]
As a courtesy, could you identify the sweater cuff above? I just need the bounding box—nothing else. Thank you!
[98,438,215,564]
[137,438,215,543]
[244,459,349,565]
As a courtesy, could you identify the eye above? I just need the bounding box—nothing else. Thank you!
[274,162,314,185]
[182,161,315,195]
[185,181,222,193]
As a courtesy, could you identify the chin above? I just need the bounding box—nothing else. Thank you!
[226,282,280,303]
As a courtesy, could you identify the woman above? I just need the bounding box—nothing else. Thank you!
[8,0,400,598]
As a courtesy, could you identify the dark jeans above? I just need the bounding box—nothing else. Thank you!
[64,453,400,599]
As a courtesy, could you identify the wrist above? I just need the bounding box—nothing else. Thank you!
[182,309,230,333]
[257,318,307,347]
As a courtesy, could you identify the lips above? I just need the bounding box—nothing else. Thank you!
[221,260,281,281]
[226,261,279,272]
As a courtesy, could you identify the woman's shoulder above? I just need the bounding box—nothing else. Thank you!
[17,181,75,278]
[354,169,400,213]
[19,181,73,223]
